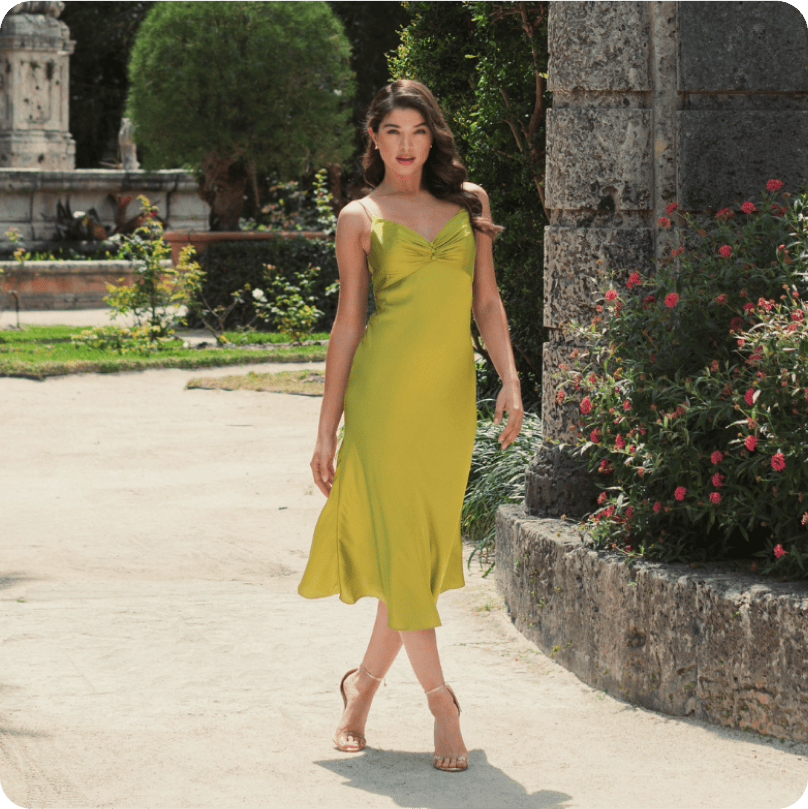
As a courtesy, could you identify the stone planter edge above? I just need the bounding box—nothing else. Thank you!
[494,503,808,743]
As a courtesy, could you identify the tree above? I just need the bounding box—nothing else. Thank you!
[126,1,355,231]
[390,1,551,409]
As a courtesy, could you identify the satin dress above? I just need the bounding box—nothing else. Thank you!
[298,208,477,630]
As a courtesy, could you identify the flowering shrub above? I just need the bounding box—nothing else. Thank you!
[558,182,808,579]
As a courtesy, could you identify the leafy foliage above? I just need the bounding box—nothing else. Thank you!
[126,2,355,179]
[463,403,542,574]
[187,238,339,333]
[390,1,550,408]
[559,182,808,578]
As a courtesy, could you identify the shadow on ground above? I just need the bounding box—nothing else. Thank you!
[317,748,573,809]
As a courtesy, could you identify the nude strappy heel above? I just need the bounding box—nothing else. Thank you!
[425,682,468,772]
[333,665,383,752]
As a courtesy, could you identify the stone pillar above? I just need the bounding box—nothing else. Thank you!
[0,2,76,170]
[523,1,678,519]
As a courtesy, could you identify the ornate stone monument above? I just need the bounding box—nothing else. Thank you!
[0,1,76,169]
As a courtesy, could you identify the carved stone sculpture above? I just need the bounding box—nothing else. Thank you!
[8,2,65,17]
[118,118,139,171]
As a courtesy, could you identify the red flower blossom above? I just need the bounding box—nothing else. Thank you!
[627,271,641,289]
[657,216,671,227]
[730,317,744,332]
[623,400,632,411]
[665,202,679,214]
[589,428,601,444]
[580,396,591,415]
[599,460,613,473]
[758,298,773,311]
[774,544,786,559]
[674,486,687,501]
[744,388,755,406]
[625,507,634,519]
[792,310,805,322]
[710,360,720,372]
[615,434,626,450]
[712,473,725,487]
[653,501,661,513]
[665,292,680,308]
[605,289,618,302]
[741,201,757,214]
[597,492,608,505]
[710,451,722,465]
[719,245,733,258]
[745,434,757,451]
[643,295,656,309]
[709,492,722,504]
[767,179,784,192]
[716,208,735,221]
[715,294,727,304]
[555,390,566,404]
[671,246,684,258]
[771,453,786,471]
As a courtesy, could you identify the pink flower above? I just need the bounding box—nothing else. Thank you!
[597,492,608,505]
[745,434,757,451]
[712,473,725,487]
[774,543,786,559]
[744,388,755,406]
[767,179,784,192]
[778,244,786,252]
[666,202,679,214]
[719,245,733,258]
[665,292,680,308]
[674,486,687,501]
[715,294,728,304]
[737,338,746,348]
[580,396,591,415]
[741,201,757,214]
[627,272,641,289]
[615,434,626,450]
[657,216,671,227]
[710,360,720,372]
[623,400,632,411]
[771,453,786,471]
[605,289,618,302]
[730,317,744,331]
[792,310,804,322]
[709,492,721,504]
[711,451,723,465]
[590,428,601,444]
[716,208,735,221]
[671,246,685,258]
[653,501,661,513]
[625,507,635,519]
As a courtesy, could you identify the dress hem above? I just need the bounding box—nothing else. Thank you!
[297,580,466,631]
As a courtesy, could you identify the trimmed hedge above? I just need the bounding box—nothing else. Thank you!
[191,237,338,331]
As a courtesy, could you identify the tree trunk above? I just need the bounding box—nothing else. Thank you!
[198,151,249,231]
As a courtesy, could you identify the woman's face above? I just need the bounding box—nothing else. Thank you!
[370,107,433,178]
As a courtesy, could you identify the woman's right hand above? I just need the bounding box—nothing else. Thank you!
[311,433,338,496]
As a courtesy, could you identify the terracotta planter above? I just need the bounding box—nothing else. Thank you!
[163,230,329,266]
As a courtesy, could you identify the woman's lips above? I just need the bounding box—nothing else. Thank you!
[397,156,415,164]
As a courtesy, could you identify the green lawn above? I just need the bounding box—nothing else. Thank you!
[0,325,328,379]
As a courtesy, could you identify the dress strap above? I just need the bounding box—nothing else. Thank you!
[356,199,375,223]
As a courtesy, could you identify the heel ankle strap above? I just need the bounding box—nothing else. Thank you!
[425,682,447,696]
[360,665,383,683]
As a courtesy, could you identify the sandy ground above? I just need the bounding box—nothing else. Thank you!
[2,310,808,809]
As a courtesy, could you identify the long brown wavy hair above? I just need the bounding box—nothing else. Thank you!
[363,80,502,238]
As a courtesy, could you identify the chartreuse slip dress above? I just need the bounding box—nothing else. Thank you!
[298,205,477,631]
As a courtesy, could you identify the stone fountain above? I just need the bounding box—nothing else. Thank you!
[0,2,208,308]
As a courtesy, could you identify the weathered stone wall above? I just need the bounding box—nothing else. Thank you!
[496,505,808,742]
[497,1,808,742]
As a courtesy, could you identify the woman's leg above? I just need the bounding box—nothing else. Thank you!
[399,628,468,770]
[335,600,402,747]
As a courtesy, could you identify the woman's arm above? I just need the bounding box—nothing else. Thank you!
[310,203,370,495]
[466,182,524,450]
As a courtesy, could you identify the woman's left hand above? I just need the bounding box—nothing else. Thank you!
[493,382,524,450]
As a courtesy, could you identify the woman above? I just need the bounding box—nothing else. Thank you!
[298,80,523,773]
